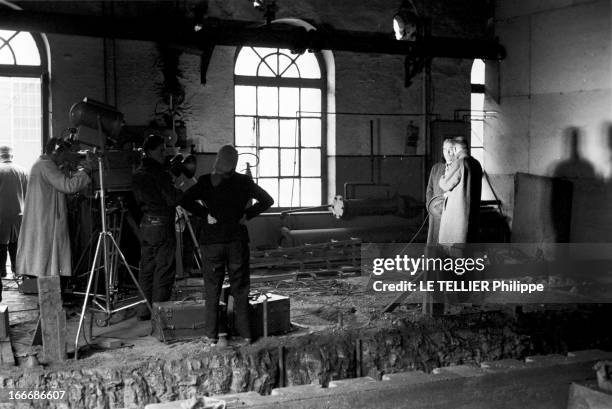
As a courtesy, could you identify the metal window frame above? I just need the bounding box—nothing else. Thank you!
[0,29,49,152]
[234,46,327,208]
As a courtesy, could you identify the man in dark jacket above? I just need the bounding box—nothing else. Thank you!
[132,134,183,320]
[0,146,27,300]
[181,145,273,344]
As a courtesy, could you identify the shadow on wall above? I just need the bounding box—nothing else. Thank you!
[547,125,612,242]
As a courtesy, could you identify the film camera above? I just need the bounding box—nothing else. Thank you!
[68,98,142,191]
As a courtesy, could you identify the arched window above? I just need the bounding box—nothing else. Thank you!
[234,47,326,207]
[470,59,485,168]
[0,28,47,172]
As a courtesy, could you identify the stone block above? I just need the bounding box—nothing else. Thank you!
[568,350,612,363]
[328,376,377,388]
[382,370,433,384]
[525,354,568,366]
[481,359,527,372]
[0,305,8,340]
[214,391,272,407]
[432,364,485,378]
[145,397,227,409]
[567,382,612,409]
[271,383,325,397]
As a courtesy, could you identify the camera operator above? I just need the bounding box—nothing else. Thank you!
[16,137,93,278]
[132,134,184,321]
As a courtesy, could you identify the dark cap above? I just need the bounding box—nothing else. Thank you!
[213,145,238,173]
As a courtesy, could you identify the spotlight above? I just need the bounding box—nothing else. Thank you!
[393,0,420,41]
[248,0,277,24]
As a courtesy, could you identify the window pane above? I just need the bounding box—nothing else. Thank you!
[257,86,278,117]
[235,116,256,146]
[471,93,484,112]
[259,148,279,177]
[278,54,300,78]
[471,120,484,147]
[471,147,484,168]
[258,55,277,77]
[471,59,485,85]
[279,178,300,207]
[279,119,298,147]
[253,47,278,58]
[280,149,299,176]
[279,87,299,117]
[235,47,260,76]
[0,77,42,172]
[0,46,14,64]
[301,149,320,177]
[235,85,256,115]
[301,178,321,206]
[296,52,321,79]
[301,118,321,147]
[236,147,257,174]
[282,63,300,78]
[300,88,321,117]
[11,32,41,66]
[259,118,278,146]
[257,178,278,206]
[0,30,16,64]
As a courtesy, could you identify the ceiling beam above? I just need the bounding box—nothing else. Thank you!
[0,8,505,60]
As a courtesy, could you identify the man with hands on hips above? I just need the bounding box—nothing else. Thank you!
[180,145,273,345]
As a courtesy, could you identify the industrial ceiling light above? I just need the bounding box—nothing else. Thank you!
[249,0,277,24]
[393,0,420,41]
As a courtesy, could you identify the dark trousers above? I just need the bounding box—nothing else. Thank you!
[139,220,176,317]
[202,241,251,340]
[0,242,17,276]
[0,242,11,301]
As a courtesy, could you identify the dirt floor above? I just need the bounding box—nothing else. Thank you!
[0,269,448,370]
[0,269,604,369]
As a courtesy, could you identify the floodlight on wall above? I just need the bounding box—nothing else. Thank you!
[393,0,421,41]
[248,0,277,24]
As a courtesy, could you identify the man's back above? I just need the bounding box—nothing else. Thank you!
[182,172,274,244]
[0,162,27,243]
[0,162,27,218]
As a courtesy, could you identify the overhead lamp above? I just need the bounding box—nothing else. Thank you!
[249,0,277,24]
[393,0,420,41]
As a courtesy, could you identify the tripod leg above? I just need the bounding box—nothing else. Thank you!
[185,215,203,270]
[108,234,152,314]
[74,233,103,360]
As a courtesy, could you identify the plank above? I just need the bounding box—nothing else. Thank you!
[0,340,14,367]
[0,305,8,340]
[37,276,67,363]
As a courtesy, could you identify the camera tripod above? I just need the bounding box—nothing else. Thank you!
[74,154,151,359]
[175,206,204,272]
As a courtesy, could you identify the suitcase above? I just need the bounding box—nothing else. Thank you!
[151,297,208,342]
[226,292,291,340]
